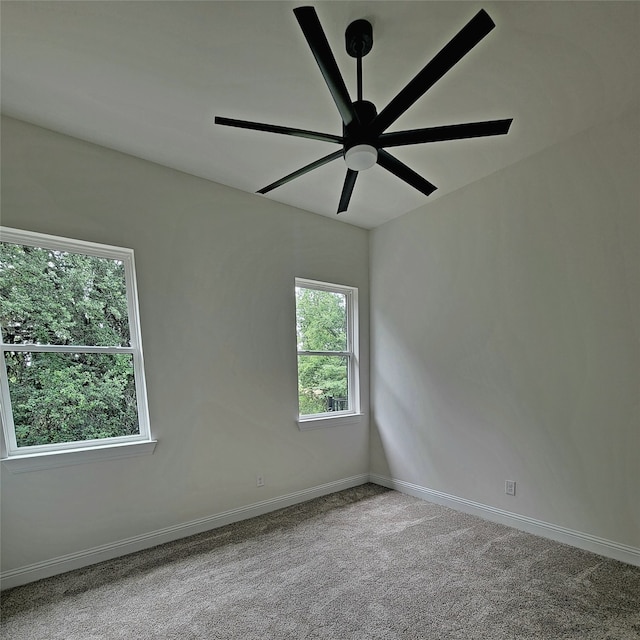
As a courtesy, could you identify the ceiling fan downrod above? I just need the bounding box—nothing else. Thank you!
[345,18,373,102]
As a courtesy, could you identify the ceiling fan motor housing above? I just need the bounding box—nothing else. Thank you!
[343,100,378,171]
[343,100,378,150]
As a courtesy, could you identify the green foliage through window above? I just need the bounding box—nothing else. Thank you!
[0,239,141,448]
[296,284,352,416]
[5,352,138,447]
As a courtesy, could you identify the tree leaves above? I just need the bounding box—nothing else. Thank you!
[0,244,130,347]
[0,242,139,447]
[296,287,349,414]
[296,287,347,352]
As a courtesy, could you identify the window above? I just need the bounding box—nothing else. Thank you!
[295,278,359,425]
[0,228,154,468]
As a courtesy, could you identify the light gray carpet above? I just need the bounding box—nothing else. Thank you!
[1,484,639,639]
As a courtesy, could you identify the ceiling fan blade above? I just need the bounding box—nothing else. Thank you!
[257,149,343,195]
[215,117,342,144]
[379,118,513,148]
[377,149,437,197]
[372,9,495,135]
[338,170,358,213]
[293,6,358,127]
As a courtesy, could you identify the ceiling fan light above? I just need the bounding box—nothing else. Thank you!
[344,144,377,171]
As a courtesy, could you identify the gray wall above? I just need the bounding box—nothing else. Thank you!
[370,108,639,547]
[3,104,638,576]
[0,116,370,572]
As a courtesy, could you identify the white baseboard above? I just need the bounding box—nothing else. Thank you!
[5,473,636,590]
[369,473,640,568]
[0,473,369,590]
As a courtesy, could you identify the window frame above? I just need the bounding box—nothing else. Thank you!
[0,227,155,467]
[295,277,360,427]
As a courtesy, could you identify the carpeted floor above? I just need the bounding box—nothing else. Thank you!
[1,484,639,639]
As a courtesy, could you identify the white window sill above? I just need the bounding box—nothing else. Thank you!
[1,440,158,473]
[297,413,364,431]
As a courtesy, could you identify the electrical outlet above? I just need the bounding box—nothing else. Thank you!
[256,475,265,487]
[505,480,516,496]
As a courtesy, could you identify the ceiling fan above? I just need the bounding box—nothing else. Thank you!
[215,6,513,214]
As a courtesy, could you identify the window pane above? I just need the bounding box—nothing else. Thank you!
[5,351,140,447]
[297,354,349,415]
[296,287,347,352]
[0,242,131,347]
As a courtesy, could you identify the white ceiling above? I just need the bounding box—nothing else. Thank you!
[1,1,638,229]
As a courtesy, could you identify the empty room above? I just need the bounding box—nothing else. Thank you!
[1,2,638,638]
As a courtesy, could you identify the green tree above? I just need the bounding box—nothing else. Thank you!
[296,287,349,415]
[0,242,139,447]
